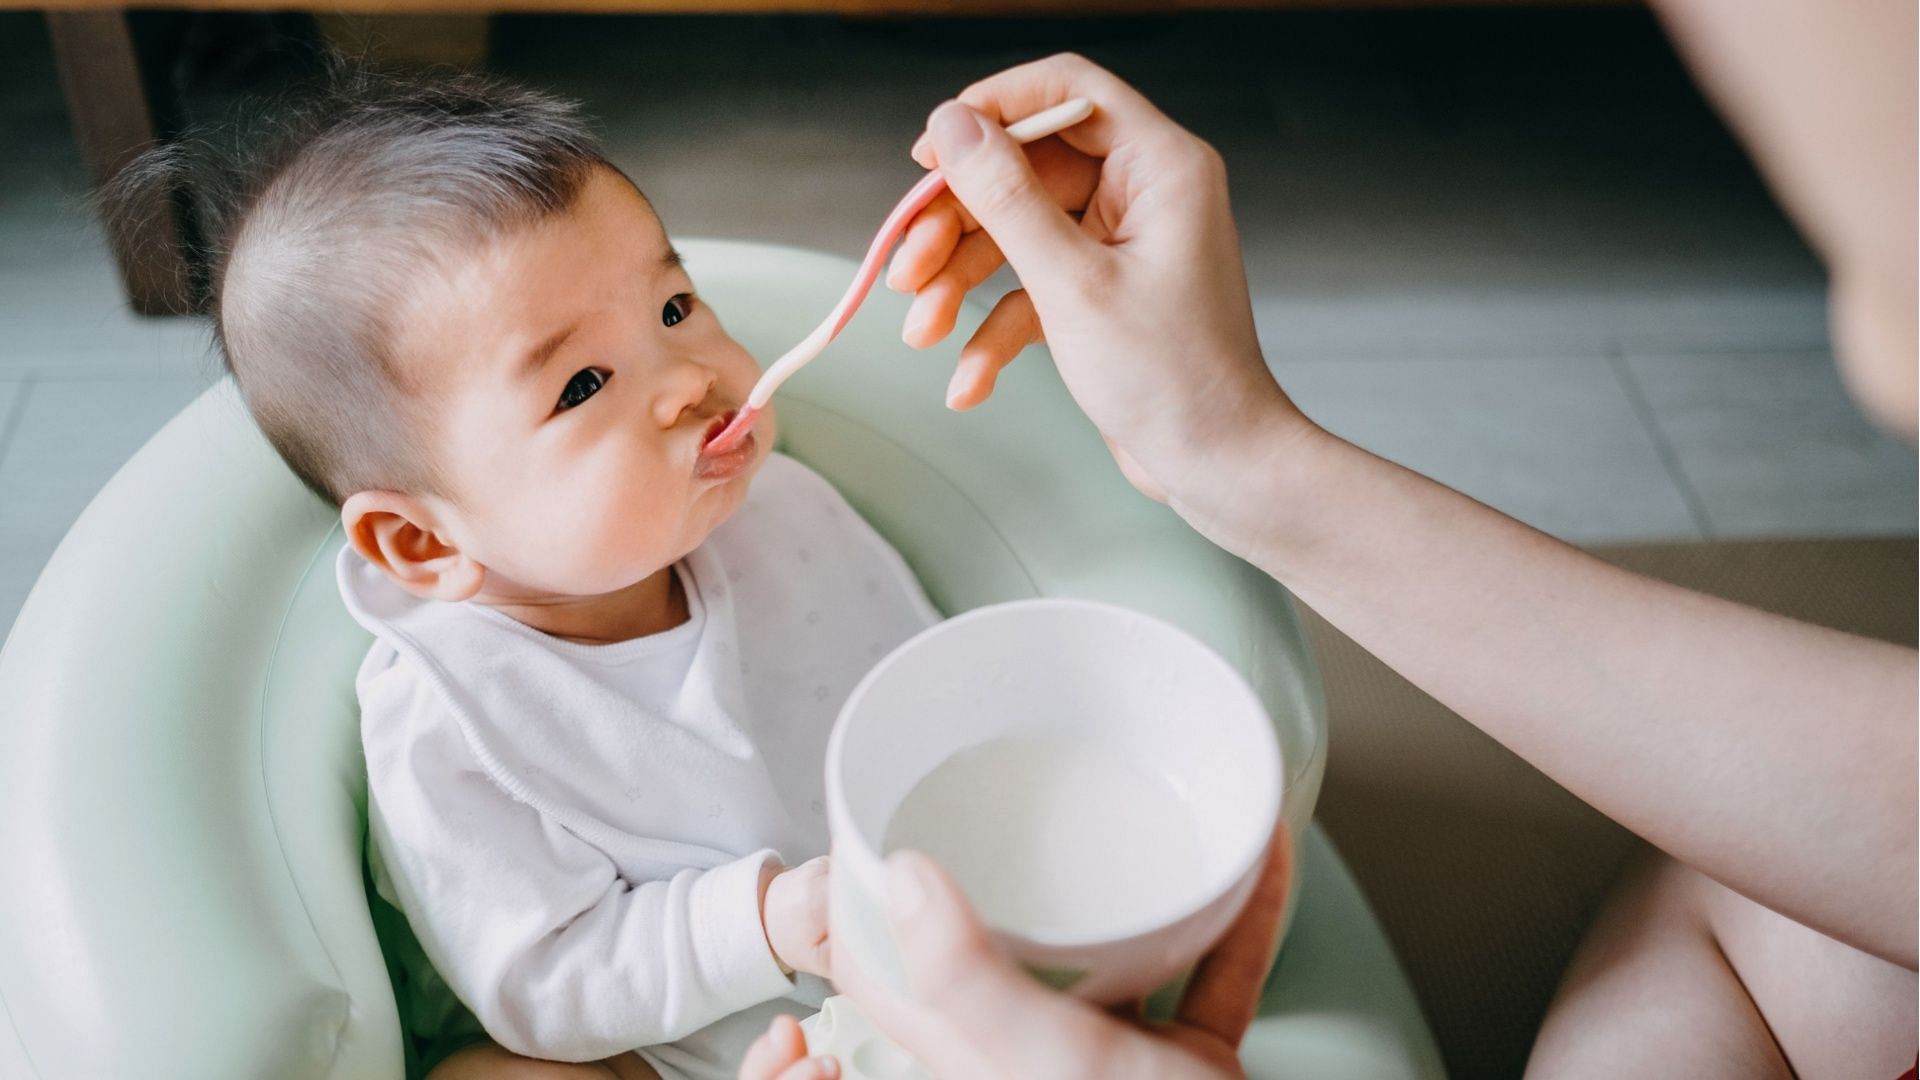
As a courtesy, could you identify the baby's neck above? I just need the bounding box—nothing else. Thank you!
[481,565,689,645]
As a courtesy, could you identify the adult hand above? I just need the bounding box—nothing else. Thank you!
[739,827,1292,1080]
[891,54,1317,535]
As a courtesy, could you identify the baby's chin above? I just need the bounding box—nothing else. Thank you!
[693,447,765,533]
[606,470,761,588]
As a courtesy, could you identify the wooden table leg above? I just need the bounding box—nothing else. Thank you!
[45,10,194,317]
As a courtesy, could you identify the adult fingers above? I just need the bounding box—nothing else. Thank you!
[842,851,1111,1078]
[1174,826,1294,1048]
[907,138,1103,234]
[904,231,1006,349]
[881,852,1026,1018]
[911,53,1171,166]
[895,137,1102,302]
[923,101,1096,289]
[888,199,964,293]
[948,289,1040,410]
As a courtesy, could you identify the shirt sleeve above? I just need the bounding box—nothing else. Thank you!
[362,661,796,1061]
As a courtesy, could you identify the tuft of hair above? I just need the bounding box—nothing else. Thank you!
[97,62,615,506]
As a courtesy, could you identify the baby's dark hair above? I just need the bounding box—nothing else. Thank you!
[100,63,620,505]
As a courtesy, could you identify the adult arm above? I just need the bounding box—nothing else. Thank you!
[898,53,1918,966]
[1241,424,1917,967]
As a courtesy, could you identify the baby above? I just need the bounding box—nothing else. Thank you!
[136,69,938,1078]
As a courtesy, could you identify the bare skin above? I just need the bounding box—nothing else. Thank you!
[1531,851,1917,1078]
[762,18,1915,1077]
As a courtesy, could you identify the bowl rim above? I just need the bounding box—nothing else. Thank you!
[824,596,1284,950]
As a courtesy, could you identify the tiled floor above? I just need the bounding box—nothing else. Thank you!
[1623,352,1920,537]
[1275,354,1706,544]
[0,8,1913,637]
[0,377,210,622]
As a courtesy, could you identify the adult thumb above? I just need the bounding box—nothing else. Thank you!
[883,850,1011,1000]
[874,851,1100,1078]
[926,100,1090,286]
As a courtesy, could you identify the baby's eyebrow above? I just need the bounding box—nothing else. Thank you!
[515,246,680,380]
[519,320,580,380]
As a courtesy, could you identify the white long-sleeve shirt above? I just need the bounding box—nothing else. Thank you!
[340,454,939,1077]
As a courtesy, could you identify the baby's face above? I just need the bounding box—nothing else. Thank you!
[392,168,773,602]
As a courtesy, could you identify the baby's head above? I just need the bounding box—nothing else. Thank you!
[119,68,772,609]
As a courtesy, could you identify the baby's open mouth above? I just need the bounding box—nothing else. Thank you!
[700,411,737,452]
[694,408,755,482]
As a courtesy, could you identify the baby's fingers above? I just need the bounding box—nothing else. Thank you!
[947,289,1041,410]
[739,1015,828,1080]
[769,1056,839,1080]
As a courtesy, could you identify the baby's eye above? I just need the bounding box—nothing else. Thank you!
[556,368,608,412]
[662,294,694,327]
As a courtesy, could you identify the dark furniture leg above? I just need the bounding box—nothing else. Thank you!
[45,10,193,316]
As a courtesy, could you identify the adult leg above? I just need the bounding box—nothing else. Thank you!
[1529,851,1915,1078]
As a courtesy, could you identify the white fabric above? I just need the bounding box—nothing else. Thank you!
[339,454,939,1075]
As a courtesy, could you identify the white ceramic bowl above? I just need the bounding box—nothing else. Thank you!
[825,598,1282,1005]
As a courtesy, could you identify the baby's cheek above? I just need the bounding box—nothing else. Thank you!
[719,338,765,388]
[512,489,640,592]
[581,493,669,577]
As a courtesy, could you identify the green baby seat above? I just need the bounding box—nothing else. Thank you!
[0,238,1441,1080]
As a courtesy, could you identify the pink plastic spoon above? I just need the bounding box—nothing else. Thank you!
[702,97,1095,456]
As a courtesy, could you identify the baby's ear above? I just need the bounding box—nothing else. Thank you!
[341,491,484,603]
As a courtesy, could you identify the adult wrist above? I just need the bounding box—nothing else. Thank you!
[1162,391,1335,567]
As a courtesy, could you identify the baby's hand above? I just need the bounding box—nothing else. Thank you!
[739,1014,839,1080]
[761,856,832,978]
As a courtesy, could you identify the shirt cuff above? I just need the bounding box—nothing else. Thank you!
[688,849,795,1010]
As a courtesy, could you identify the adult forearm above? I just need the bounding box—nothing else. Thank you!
[1209,424,1917,966]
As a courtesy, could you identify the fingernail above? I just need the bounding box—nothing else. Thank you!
[816,1057,841,1079]
[910,132,932,163]
[903,299,929,344]
[928,101,985,164]
[945,365,970,410]
[886,852,931,918]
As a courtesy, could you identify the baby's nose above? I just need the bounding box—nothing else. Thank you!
[652,360,718,429]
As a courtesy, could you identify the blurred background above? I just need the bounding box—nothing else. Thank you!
[0,5,1913,1077]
